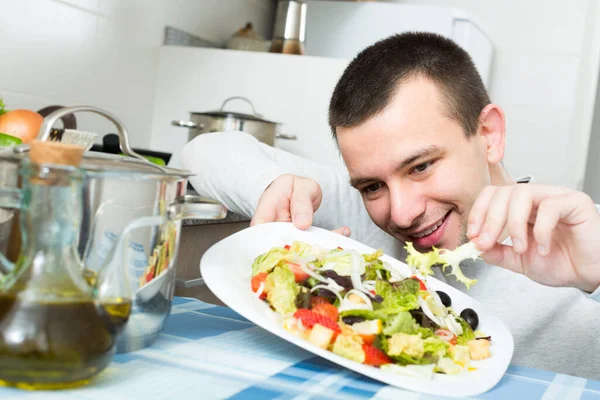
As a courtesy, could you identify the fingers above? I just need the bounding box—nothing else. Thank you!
[251,192,283,226]
[479,242,524,275]
[290,177,322,229]
[505,186,533,253]
[251,175,294,226]
[532,191,594,256]
[472,186,513,251]
[467,185,498,239]
[331,226,351,237]
[251,174,323,231]
[469,184,572,252]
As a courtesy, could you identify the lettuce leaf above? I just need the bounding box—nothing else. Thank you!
[456,317,476,345]
[363,258,390,281]
[265,266,299,316]
[251,247,292,276]
[320,249,365,276]
[373,278,420,315]
[404,241,481,289]
[382,311,419,336]
[363,249,384,263]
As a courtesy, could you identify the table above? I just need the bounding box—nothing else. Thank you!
[2,297,600,400]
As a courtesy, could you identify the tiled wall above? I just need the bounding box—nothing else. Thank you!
[0,0,274,148]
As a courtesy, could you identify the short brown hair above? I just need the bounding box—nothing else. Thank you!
[328,32,491,139]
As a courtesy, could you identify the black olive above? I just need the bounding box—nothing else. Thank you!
[342,316,366,325]
[436,290,452,308]
[460,308,479,330]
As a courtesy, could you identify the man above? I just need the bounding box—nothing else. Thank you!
[181,32,600,379]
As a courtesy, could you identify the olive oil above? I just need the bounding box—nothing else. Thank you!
[0,295,131,390]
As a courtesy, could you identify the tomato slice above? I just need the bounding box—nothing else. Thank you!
[435,328,457,345]
[251,272,269,299]
[312,303,339,321]
[310,296,331,308]
[411,275,427,291]
[284,244,291,250]
[286,262,310,282]
[363,344,392,367]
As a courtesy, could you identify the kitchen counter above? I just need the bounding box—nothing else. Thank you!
[3,296,599,399]
[183,188,250,226]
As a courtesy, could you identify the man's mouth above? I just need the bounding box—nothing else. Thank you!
[413,218,445,238]
[406,211,451,249]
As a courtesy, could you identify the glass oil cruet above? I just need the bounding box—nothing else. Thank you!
[0,140,132,390]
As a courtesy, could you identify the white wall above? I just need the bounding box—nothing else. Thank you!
[394,0,600,191]
[151,47,350,170]
[0,0,274,148]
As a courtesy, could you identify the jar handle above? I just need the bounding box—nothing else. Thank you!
[0,187,22,210]
[0,188,20,277]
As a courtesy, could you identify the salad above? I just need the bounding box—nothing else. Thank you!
[250,241,491,378]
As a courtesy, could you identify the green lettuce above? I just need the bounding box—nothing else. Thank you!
[320,249,364,276]
[363,249,383,263]
[339,309,387,320]
[423,336,450,359]
[364,258,390,281]
[374,278,420,315]
[456,317,476,345]
[251,247,292,276]
[265,266,299,316]
[404,241,481,289]
[382,311,418,336]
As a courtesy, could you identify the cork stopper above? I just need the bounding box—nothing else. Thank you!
[29,140,84,167]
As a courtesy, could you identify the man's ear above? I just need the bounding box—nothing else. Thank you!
[478,104,506,164]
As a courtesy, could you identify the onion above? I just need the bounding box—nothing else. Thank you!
[310,284,343,304]
[325,278,344,292]
[350,251,369,293]
[444,315,463,336]
[255,282,265,299]
[298,262,328,284]
[383,261,409,282]
[343,289,373,311]
[375,269,382,280]
[0,109,44,144]
[418,296,444,327]
[362,280,376,292]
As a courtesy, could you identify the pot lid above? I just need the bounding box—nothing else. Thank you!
[190,110,277,124]
[190,96,279,124]
[0,146,193,178]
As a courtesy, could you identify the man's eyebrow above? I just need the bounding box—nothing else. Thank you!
[349,145,442,188]
[396,145,442,171]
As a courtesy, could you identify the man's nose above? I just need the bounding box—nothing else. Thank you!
[388,183,427,229]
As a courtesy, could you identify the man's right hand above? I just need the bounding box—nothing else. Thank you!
[251,174,351,237]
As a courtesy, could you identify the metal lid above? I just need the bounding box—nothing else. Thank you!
[12,105,194,178]
[1,146,192,178]
[191,96,279,124]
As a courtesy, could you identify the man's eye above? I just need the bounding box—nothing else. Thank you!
[362,182,383,194]
[412,161,433,174]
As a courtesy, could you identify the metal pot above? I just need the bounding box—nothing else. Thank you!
[0,106,227,353]
[171,96,297,145]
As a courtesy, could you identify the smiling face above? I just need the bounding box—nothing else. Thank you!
[338,77,495,251]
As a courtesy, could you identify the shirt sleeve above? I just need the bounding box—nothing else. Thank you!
[179,131,355,228]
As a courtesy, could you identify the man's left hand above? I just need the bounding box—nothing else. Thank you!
[467,184,600,293]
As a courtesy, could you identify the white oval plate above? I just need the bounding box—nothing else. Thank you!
[200,222,514,397]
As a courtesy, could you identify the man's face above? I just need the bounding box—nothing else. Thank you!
[337,77,491,251]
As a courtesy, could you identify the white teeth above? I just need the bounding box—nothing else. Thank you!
[414,219,444,238]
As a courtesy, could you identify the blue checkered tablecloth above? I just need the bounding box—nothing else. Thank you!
[2,296,600,400]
